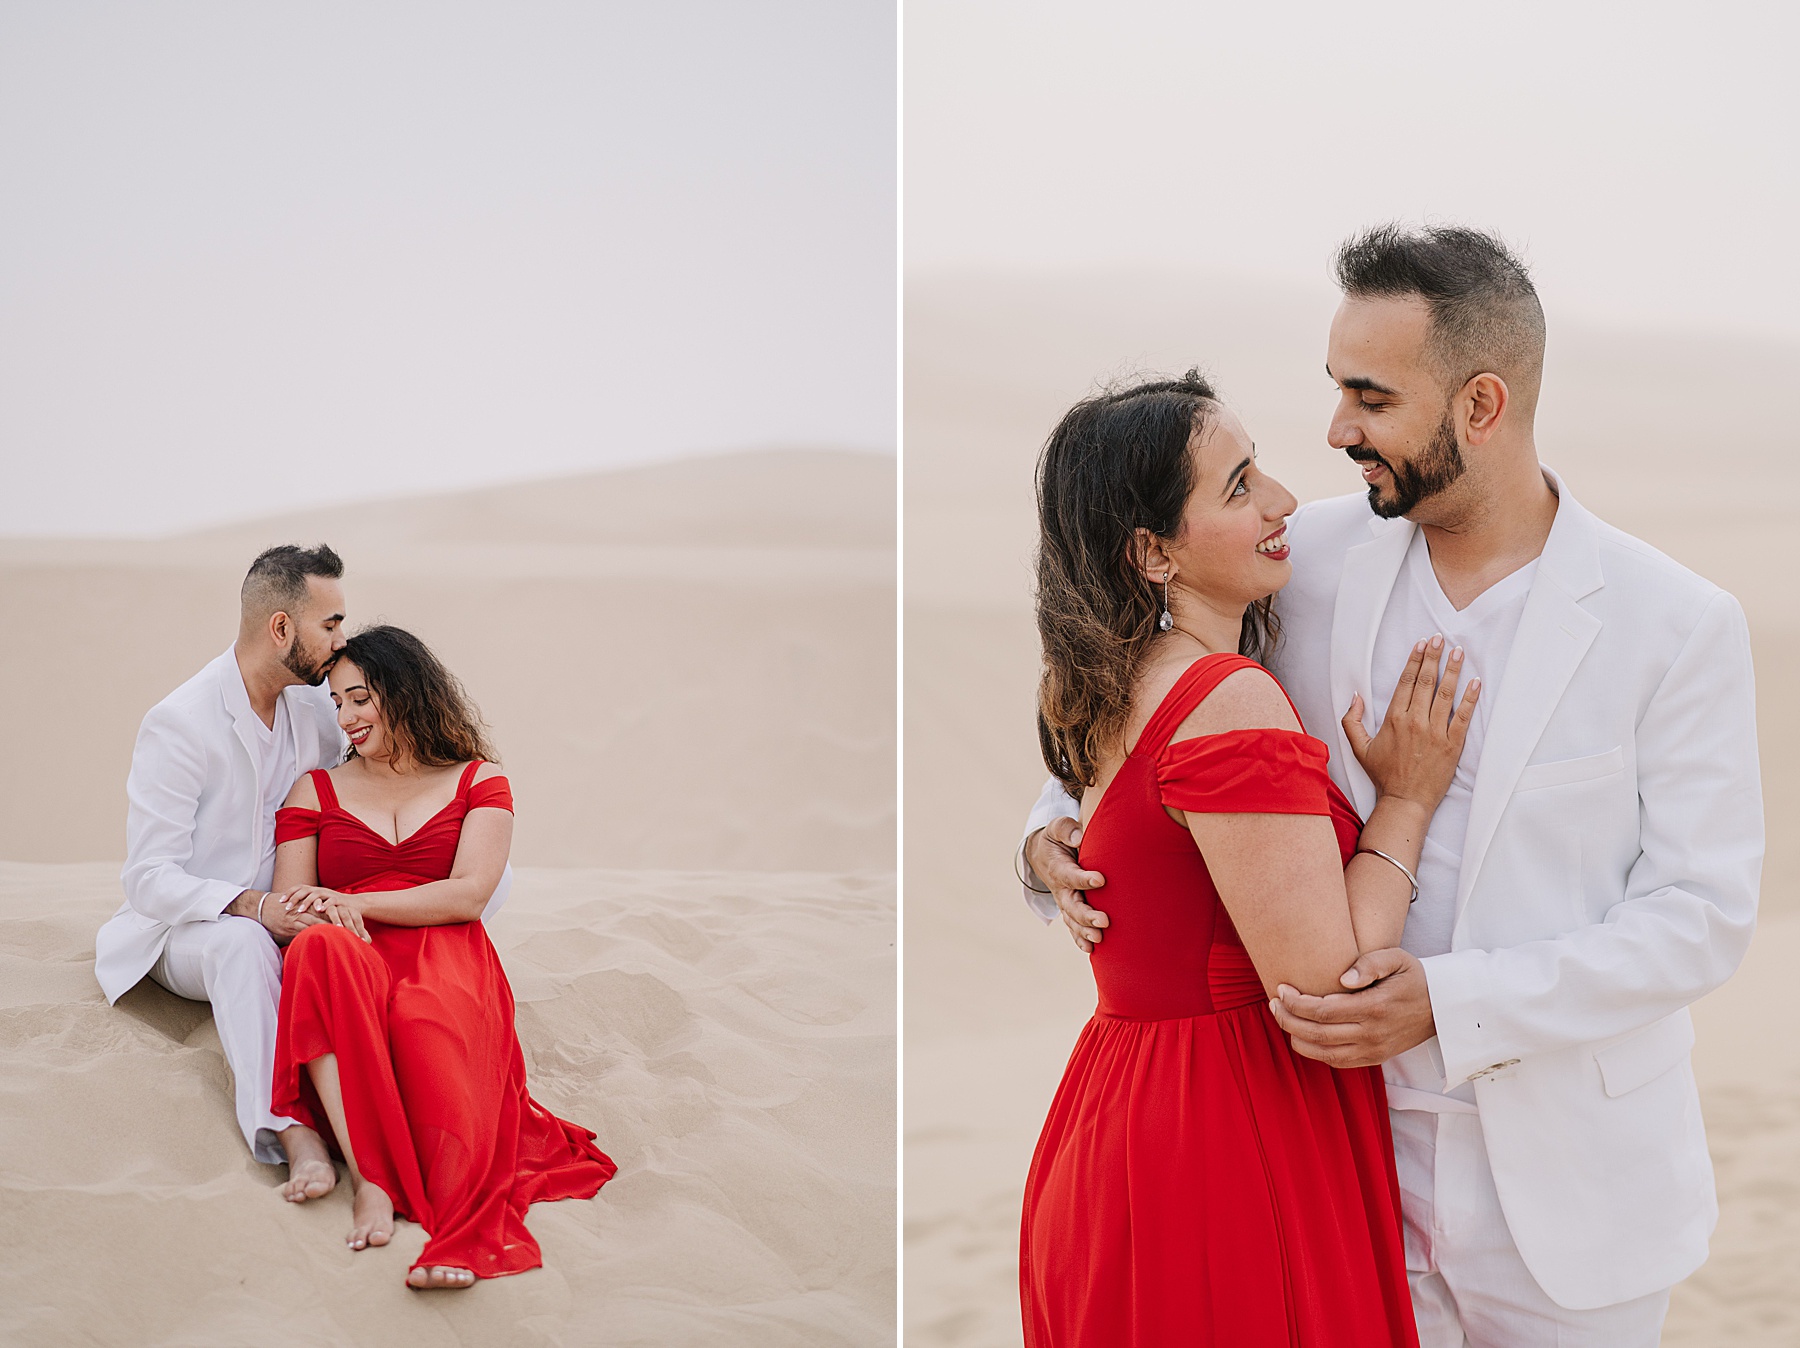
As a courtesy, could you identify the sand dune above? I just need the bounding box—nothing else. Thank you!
[903,271,1800,1346]
[0,448,896,1345]
[0,449,895,872]
[0,863,893,1346]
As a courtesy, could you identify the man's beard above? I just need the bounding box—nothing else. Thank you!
[282,634,331,686]
[1351,411,1465,519]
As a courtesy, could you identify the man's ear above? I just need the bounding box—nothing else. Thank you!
[1460,372,1510,445]
[1130,528,1173,582]
[267,610,293,646]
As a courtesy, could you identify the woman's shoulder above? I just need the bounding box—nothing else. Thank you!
[281,769,323,811]
[1167,661,1302,745]
[462,760,514,816]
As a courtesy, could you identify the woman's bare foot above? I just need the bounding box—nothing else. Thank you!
[407,1265,476,1290]
[347,1177,395,1251]
[277,1124,338,1203]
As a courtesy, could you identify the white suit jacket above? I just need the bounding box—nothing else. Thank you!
[1024,474,1762,1310]
[97,647,515,1003]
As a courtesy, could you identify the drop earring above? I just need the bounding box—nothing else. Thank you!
[1158,572,1174,632]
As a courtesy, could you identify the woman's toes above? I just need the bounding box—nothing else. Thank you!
[345,1180,395,1251]
[407,1265,475,1289]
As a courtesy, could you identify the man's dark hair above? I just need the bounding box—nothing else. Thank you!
[1334,223,1546,403]
[241,543,344,621]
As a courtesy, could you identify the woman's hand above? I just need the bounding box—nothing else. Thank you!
[1342,635,1481,809]
[283,886,372,943]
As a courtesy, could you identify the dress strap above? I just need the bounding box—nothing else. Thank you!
[309,768,341,811]
[1133,653,1264,756]
[457,760,484,796]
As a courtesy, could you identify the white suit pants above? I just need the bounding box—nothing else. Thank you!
[150,915,300,1165]
[1391,1108,1670,1347]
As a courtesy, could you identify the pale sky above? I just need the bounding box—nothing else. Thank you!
[907,0,1799,341]
[0,1,895,536]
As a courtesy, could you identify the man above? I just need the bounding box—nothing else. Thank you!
[1020,225,1762,1345]
[95,545,350,1200]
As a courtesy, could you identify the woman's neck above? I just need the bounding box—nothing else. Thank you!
[1165,593,1244,655]
[348,753,419,782]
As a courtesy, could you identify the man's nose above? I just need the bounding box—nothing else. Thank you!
[1327,407,1361,450]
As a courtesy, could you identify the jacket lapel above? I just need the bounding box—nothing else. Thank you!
[1453,478,1604,925]
[282,687,312,772]
[217,648,266,839]
[1328,516,1415,816]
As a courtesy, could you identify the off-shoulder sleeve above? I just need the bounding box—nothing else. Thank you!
[467,775,514,813]
[1156,728,1333,816]
[274,807,322,844]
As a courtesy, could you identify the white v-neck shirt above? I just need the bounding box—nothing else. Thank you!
[1368,531,1537,1110]
[1368,530,1538,964]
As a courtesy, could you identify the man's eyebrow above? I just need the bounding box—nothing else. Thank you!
[323,612,346,623]
[1327,363,1398,397]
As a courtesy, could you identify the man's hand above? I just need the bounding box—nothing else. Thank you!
[1267,947,1435,1068]
[228,889,323,946]
[261,895,325,945]
[1025,818,1109,954]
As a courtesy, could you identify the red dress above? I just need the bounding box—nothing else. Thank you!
[1019,654,1417,1347]
[272,762,616,1281]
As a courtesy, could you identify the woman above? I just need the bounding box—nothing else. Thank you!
[270,625,615,1289]
[1020,372,1478,1345]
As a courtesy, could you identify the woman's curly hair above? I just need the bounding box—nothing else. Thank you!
[337,625,499,768]
[1035,369,1277,798]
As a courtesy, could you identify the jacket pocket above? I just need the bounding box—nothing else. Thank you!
[1594,1011,1695,1098]
[1515,745,1625,792]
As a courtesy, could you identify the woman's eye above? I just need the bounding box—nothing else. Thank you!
[1231,478,1249,497]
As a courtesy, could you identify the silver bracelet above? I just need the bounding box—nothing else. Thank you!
[255,892,269,926]
[1015,834,1053,895]
[1354,847,1420,904]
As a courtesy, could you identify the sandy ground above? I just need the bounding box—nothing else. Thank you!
[903,271,1800,1346]
[0,449,896,1346]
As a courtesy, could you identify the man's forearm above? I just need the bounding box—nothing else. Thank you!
[1424,891,1753,1084]
[1021,778,1081,919]
[222,889,268,921]
[121,718,252,927]
[122,857,254,927]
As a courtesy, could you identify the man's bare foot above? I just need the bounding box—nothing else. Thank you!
[277,1124,338,1203]
[347,1178,395,1251]
[407,1265,476,1290]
